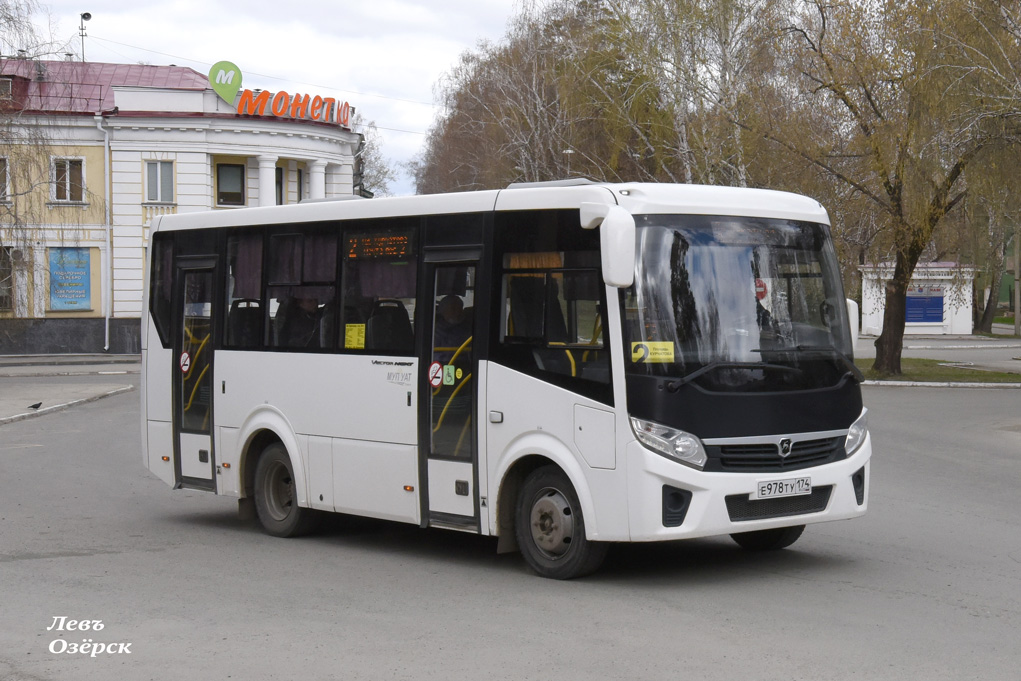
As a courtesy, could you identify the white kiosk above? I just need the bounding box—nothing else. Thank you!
[860,262,975,336]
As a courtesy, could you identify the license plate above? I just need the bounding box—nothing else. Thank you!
[754,476,812,500]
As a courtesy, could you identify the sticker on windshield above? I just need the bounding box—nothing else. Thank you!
[631,342,675,363]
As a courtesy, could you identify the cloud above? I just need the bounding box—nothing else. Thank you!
[42,0,517,194]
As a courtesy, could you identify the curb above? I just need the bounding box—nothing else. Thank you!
[0,354,140,365]
[0,385,136,426]
[863,380,1021,389]
[0,369,140,378]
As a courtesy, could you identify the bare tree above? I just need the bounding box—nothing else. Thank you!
[746,0,1021,373]
[350,113,398,198]
[415,0,666,193]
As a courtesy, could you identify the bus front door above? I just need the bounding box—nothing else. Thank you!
[173,259,217,491]
[422,262,479,530]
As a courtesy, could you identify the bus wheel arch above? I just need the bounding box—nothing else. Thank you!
[241,429,282,499]
[495,455,552,555]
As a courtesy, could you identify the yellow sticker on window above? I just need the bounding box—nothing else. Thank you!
[345,324,365,349]
[631,342,675,363]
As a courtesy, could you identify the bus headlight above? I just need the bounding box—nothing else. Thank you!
[630,417,707,470]
[844,409,869,455]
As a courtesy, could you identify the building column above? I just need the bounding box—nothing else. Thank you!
[257,155,277,207]
[309,160,327,200]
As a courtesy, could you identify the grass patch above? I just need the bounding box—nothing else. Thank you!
[994,316,1014,325]
[856,357,1021,383]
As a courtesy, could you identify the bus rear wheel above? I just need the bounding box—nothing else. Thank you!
[515,466,608,579]
[253,443,316,537]
[730,525,805,551]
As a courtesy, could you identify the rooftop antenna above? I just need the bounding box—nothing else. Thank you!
[79,13,91,62]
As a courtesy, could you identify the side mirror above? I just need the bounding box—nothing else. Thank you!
[846,298,860,350]
[580,202,635,288]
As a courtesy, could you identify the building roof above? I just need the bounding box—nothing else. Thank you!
[0,59,208,113]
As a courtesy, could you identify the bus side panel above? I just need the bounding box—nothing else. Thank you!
[335,440,419,524]
[216,427,241,496]
[214,352,418,443]
[485,362,630,542]
[146,420,176,487]
[143,317,175,486]
[214,351,419,521]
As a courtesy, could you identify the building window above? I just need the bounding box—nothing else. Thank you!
[0,157,8,202]
[297,168,305,203]
[275,166,284,205]
[146,160,174,203]
[0,246,13,312]
[53,158,84,202]
[0,78,12,100]
[216,163,245,206]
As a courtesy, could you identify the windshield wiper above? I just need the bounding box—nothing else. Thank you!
[752,344,864,383]
[665,361,803,392]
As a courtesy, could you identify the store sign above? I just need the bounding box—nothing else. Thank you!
[49,248,90,311]
[208,60,351,128]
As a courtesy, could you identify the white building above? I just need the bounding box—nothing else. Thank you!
[860,262,975,336]
[0,59,361,353]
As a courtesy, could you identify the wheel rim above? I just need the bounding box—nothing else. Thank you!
[528,487,575,560]
[264,459,294,522]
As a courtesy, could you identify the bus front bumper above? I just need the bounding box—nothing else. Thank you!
[625,435,871,542]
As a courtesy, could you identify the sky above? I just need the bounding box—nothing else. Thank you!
[26,0,521,195]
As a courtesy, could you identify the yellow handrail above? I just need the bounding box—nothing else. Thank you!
[449,336,473,365]
[433,373,472,432]
[184,364,209,412]
[548,342,578,377]
[433,336,472,396]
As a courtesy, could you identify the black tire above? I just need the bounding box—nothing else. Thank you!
[253,443,317,537]
[730,524,805,551]
[515,465,608,579]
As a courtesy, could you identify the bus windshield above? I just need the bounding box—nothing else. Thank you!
[623,214,854,392]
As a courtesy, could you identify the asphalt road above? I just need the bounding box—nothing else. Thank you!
[0,382,1019,681]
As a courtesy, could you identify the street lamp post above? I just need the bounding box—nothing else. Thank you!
[79,13,91,62]
[1014,224,1020,337]
[563,148,575,177]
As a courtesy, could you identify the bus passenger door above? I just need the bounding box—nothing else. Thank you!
[421,262,479,530]
[173,259,217,491]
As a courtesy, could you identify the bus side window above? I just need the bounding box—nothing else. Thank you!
[224,233,263,349]
[340,223,418,355]
[265,231,337,351]
[501,260,609,385]
[149,233,174,348]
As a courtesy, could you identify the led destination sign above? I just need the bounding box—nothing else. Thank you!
[345,231,414,259]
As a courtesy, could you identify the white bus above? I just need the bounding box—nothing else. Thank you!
[141,180,871,579]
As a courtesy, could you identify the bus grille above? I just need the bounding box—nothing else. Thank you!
[725,486,833,522]
[706,437,845,472]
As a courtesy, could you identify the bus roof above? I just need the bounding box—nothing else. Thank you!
[152,182,829,233]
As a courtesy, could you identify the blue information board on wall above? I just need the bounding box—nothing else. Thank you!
[49,248,91,311]
[905,286,943,323]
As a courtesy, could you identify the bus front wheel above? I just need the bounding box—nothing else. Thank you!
[515,466,608,579]
[253,443,316,537]
[730,525,805,551]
